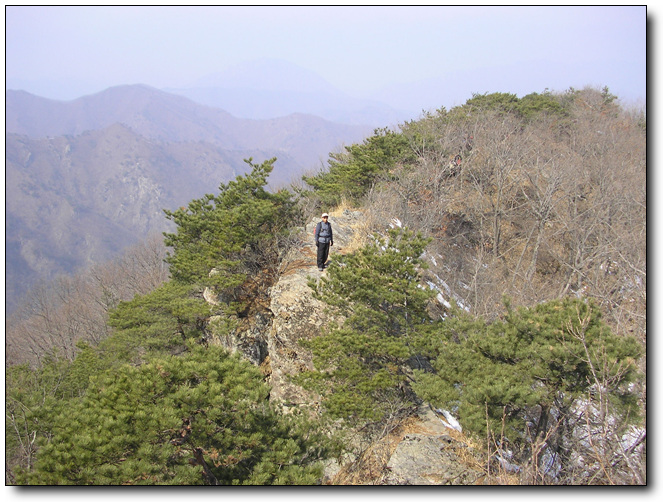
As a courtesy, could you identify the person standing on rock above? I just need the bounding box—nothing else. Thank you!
[314,212,334,271]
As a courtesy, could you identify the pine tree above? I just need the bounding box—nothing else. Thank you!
[103,280,211,365]
[19,344,329,485]
[163,157,299,296]
[6,358,74,479]
[302,128,412,206]
[413,298,642,476]
[298,227,434,427]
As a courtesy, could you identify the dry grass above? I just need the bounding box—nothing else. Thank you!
[329,413,501,485]
[330,415,421,485]
[328,202,376,254]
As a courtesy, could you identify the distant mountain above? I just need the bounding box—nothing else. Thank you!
[6,124,255,311]
[192,58,339,93]
[5,85,373,312]
[6,85,371,167]
[6,86,232,144]
[165,59,413,126]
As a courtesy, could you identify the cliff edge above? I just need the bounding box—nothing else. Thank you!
[206,208,485,484]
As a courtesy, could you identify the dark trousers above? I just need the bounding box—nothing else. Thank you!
[317,242,331,269]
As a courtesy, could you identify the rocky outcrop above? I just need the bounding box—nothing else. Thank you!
[206,209,364,405]
[326,404,484,485]
[204,209,486,484]
[380,406,483,485]
[266,209,364,405]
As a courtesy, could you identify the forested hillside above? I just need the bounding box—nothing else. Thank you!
[305,87,646,340]
[5,86,371,312]
[6,87,646,485]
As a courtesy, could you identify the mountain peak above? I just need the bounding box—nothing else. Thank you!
[191,58,339,94]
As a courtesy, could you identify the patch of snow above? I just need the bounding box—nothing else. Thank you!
[426,276,470,312]
[437,293,451,309]
[620,426,645,453]
[434,408,463,432]
[441,410,462,432]
[496,452,522,473]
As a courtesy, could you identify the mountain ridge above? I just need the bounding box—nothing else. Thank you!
[6,85,372,152]
[5,85,375,312]
[7,58,416,126]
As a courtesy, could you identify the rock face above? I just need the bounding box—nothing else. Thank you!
[327,404,485,485]
[381,406,483,485]
[266,209,364,405]
[206,209,363,405]
[204,209,485,484]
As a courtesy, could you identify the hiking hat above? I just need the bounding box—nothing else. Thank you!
[321,213,329,218]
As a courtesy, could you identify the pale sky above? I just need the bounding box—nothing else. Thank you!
[4,4,647,108]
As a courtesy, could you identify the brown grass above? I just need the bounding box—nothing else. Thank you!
[329,204,376,254]
[330,414,489,485]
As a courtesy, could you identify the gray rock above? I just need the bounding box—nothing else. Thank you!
[380,407,483,485]
[383,433,480,485]
[202,211,486,485]
[204,211,362,405]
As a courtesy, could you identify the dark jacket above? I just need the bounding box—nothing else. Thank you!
[315,221,333,245]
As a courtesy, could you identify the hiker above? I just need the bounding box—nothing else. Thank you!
[314,212,334,271]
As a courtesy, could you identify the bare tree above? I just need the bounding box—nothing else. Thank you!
[6,233,169,366]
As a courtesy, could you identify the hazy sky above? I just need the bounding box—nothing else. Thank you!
[5,4,647,107]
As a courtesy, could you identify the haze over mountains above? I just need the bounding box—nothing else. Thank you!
[6,61,410,313]
[6,57,642,314]
[165,59,413,126]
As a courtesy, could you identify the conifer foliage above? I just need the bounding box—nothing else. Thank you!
[19,345,327,485]
[413,298,642,479]
[8,158,327,485]
[300,227,434,426]
[163,157,299,294]
[106,281,212,361]
[302,128,412,206]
